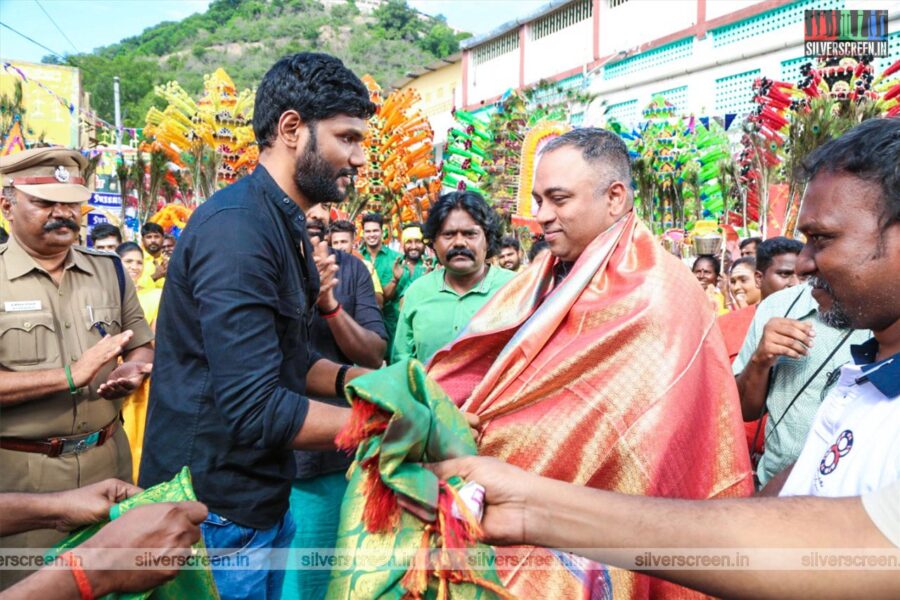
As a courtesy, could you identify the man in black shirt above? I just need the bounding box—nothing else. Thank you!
[305,203,386,369]
[139,53,376,600]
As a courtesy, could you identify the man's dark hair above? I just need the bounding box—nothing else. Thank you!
[692,254,720,277]
[424,191,502,258]
[89,223,122,245]
[730,256,757,273]
[164,234,177,242]
[330,219,356,235]
[528,239,550,262]
[500,236,520,252]
[756,237,803,274]
[361,212,384,227]
[141,222,165,237]
[799,117,900,227]
[739,236,762,250]
[115,241,143,257]
[541,127,632,195]
[253,53,376,150]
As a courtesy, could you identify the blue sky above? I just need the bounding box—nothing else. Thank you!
[0,0,547,63]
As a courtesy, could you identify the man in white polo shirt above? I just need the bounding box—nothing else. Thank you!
[776,117,900,500]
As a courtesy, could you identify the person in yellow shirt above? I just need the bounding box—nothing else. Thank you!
[116,242,162,481]
[136,223,167,290]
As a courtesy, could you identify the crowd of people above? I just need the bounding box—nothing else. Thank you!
[0,51,897,600]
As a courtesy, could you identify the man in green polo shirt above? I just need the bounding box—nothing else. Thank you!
[359,212,402,350]
[383,222,432,307]
[392,191,515,365]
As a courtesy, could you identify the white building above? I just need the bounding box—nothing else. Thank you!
[460,0,900,126]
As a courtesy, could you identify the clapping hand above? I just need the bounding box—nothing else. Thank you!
[313,240,340,310]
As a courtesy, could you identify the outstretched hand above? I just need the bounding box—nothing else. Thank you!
[98,361,153,399]
[427,456,538,546]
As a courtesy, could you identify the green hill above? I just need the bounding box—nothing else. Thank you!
[44,0,469,127]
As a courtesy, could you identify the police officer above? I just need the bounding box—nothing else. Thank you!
[0,148,154,588]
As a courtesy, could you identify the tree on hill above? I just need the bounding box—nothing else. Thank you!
[43,0,469,127]
[374,1,469,58]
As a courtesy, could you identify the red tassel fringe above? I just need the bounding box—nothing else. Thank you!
[335,398,389,451]
[361,456,400,533]
[335,398,398,533]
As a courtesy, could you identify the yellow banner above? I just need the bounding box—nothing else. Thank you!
[1,60,80,148]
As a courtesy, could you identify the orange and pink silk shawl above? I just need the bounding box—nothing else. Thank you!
[428,212,753,599]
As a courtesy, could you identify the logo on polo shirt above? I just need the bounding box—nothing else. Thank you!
[819,429,854,476]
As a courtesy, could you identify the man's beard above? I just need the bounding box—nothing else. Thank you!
[809,276,853,329]
[294,128,356,205]
[307,218,327,243]
[405,249,422,261]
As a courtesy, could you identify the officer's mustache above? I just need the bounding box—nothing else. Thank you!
[446,247,476,261]
[43,219,79,232]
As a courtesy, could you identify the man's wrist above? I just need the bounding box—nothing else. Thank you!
[68,363,90,390]
[334,364,351,398]
[748,351,774,371]
[318,300,341,319]
[318,299,340,314]
[14,492,63,531]
[317,291,339,312]
[41,492,67,530]
[522,478,564,547]
[346,366,371,383]
[73,549,114,598]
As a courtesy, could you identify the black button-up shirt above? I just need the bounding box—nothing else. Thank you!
[140,165,321,529]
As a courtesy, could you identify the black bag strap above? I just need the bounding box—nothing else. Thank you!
[781,287,806,320]
[763,328,854,445]
[753,287,808,420]
[750,286,843,461]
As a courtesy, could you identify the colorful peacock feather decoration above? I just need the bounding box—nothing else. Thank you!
[143,68,257,201]
[742,55,899,237]
[353,75,439,232]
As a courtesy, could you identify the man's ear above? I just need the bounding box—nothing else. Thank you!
[277,110,307,150]
[0,195,14,221]
[755,270,763,288]
[607,181,630,217]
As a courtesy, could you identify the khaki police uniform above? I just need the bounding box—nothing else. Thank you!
[0,148,153,588]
